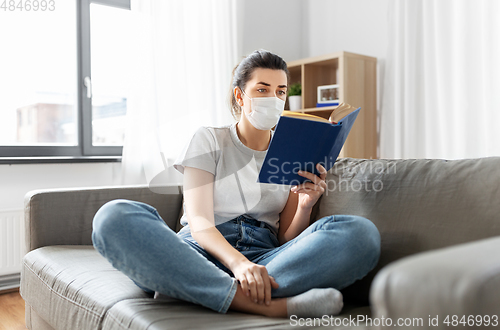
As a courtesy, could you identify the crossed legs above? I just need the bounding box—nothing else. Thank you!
[92,200,380,316]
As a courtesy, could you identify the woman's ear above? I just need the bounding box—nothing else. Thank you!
[234,87,244,107]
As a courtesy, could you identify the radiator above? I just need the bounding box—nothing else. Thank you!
[0,209,24,278]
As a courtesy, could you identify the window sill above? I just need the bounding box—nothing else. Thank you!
[0,156,122,165]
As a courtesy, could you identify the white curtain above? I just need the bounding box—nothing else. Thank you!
[381,0,500,159]
[122,0,239,186]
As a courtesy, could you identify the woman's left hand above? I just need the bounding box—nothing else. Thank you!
[291,163,328,210]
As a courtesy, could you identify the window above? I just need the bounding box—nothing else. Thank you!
[0,0,130,159]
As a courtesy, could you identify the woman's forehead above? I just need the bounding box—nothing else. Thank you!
[247,68,287,85]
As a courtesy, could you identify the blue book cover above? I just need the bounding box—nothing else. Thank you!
[258,107,361,185]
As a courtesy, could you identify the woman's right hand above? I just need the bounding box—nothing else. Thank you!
[232,260,279,306]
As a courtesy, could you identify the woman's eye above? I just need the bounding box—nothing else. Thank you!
[257,88,266,93]
[278,90,286,95]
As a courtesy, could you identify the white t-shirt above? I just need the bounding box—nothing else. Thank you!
[173,123,290,233]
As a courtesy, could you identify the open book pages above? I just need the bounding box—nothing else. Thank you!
[281,111,331,123]
[329,103,358,123]
[282,103,357,125]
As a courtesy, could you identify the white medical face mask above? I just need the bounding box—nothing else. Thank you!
[242,91,285,130]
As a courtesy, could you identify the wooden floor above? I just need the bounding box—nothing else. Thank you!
[0,289,26,330]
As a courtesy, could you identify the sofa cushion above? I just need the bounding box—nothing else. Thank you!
[21,247,373,330]
[21,245,151,330]
[102,298,373,330]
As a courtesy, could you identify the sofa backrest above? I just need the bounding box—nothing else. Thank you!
[314,157,500,303]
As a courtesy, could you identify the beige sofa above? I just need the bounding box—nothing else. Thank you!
[21,157,500,329]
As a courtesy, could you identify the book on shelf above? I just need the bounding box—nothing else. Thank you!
[316,101,339,108]
[258,103,360,185]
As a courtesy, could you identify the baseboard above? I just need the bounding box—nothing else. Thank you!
[0,273,21,292]
[0,287,19,294]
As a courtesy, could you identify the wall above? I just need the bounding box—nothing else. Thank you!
[238,0,306,62]
[304,0,389,60]
[304,0,389,116]
[239,0,389,108]
[0,162,122,211]
[238,0,388,63]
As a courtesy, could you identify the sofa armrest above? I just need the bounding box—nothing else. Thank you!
[370,236,500,328]
[24,185,183,253]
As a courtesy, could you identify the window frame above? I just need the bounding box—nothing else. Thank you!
[0,0,130,161]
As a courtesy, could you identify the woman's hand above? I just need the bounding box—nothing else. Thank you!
[231,259,279,306]
[291,163,328,210]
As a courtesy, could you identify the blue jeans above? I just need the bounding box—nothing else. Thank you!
[92,199,380,313]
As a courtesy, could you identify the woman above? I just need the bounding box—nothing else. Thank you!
[92,50,380,318]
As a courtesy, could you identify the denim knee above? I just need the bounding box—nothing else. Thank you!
[93,200,130,236]
[342,215,381,269]
[92,199,143,250]
[317,215,381,269]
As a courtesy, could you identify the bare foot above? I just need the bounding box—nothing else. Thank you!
[229,285,287,317]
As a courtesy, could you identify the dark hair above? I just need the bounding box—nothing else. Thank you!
[229,50,289,120]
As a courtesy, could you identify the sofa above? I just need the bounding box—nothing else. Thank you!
[20,157,500,329]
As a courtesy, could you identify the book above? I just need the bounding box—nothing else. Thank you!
[258,103,361,185]
[316,101,339,108]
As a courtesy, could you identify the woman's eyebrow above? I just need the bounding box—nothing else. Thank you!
[256,81,288,89]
